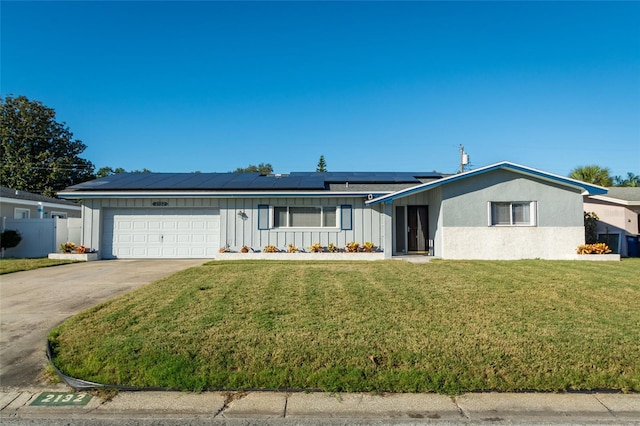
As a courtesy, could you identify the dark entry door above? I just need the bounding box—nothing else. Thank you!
[407,206,428,252]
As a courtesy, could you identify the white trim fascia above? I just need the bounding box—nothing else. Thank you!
[587,195,640,207]
[0,196,81,211]
[57,190,392,199]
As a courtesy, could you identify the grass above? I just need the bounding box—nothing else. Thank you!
[49,259,640,394]
[0,258,78,274]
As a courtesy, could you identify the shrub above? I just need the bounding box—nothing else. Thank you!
[287,243,299,253]
[60,242,76,253]
[577,243,612,254]
[240,245,250,253]
[584,211,599,244]
[0,229,22,250]
[328,243,339,253]
[345,241,360,253]
[309,242,324,253]
[361,242,375,252]
[263,245,278,253]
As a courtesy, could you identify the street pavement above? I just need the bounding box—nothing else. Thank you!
[1,260,638,424]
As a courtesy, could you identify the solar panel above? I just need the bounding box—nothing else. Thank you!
[65,171,444,191]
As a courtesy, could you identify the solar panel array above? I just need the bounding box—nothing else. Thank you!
[66,171,443,191]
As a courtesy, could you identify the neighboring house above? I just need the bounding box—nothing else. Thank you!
[584,188,640,257]
[1,187,82,258]
[57,161,606,260]
[1,186,81,220]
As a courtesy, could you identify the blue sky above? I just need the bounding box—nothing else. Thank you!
[2,1,639,178]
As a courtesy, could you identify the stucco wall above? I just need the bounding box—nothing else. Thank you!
[442,226,584,259]
[583,198,640,256]
[440,169,584,227]
[437,170,585,259]
[584,198,639,235]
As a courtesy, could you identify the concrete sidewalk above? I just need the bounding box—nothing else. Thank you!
[1,386,639,425]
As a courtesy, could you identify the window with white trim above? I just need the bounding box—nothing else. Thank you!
[490,202,536,226]
[14,208,30,219]
[274,206,337,228]
[51,211,68,219]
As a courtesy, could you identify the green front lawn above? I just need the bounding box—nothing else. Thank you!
[49,259,640,394]
[0,258,78,275]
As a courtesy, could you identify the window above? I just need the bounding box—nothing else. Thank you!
[490,202,535,226]
[14,208,30,219]
[274,206,337,228]
[340,204,352,230]
[257,204,270,230]
[51,211,68,219]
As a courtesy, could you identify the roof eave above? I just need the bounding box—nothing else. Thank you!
[0,196,82,210]
[586,195,640,206]
[57,190,393,199]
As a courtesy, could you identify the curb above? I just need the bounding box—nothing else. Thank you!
[2,389,640,424]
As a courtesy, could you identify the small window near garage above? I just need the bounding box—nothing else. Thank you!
[257,204,270,230]
[51,211,68,219]
[340,204,353,230]
[14,208,30,219]
[490,202,536,226]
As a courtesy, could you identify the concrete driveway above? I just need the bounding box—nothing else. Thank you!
[0,259,209,389]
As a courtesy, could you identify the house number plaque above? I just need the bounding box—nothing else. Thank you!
[152,201,169,206]
[31,392,92,406]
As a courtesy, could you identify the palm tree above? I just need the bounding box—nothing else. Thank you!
[613,172,640,187]
[569,165,613,187]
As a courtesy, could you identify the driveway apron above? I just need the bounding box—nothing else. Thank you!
[0,259,208,388]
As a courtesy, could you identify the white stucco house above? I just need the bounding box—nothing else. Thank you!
[584,188,640,257]
[57,161,607,260]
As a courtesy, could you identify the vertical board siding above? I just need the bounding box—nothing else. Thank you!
[81,195,385,255]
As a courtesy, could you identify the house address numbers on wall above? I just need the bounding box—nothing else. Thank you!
[152,201,169,206]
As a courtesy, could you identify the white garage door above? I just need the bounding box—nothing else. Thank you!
[103,208,220,259]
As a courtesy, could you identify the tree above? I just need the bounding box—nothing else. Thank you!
[569,165,613,187]
[613,172,640,187]
[316,155,327,172]
[1,95,94,197]
[95,167,151,178]
[95,166,126,178]
[233,163,273,174]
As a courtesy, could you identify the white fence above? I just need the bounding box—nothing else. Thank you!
[1,218,82,258]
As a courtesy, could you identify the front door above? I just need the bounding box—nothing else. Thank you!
[407,206,428,252]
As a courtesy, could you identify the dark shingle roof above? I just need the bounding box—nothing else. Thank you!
[62,171,445,192]
[0,186,79,206]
